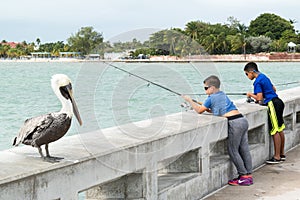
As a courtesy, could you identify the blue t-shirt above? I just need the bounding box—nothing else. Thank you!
[253,73,277,104]
[203,91,237,116]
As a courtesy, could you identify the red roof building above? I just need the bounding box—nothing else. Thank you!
[0,42,19,48]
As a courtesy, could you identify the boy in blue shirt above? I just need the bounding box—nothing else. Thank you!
[182,75,253,186]
[244,62,285,164]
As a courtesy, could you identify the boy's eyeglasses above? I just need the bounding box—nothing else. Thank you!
[204,86,211,90]
[245,70,255,76]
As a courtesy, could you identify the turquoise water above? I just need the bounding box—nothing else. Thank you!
[0,61,299,151]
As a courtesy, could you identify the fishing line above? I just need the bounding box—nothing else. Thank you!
[186,92,247,96]
[104,62,202,105]
[188,62,299,96]
[185,81,300,96]
[274,80,300,86]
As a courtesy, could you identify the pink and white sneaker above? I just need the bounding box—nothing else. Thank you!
[228,175,253,186]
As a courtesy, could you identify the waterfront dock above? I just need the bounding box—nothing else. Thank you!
[204,144,300,199]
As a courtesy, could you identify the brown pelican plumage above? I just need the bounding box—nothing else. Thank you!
[13,74,82,162]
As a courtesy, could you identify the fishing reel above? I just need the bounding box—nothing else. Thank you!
[246,97,255,103]
[180,102,193,111]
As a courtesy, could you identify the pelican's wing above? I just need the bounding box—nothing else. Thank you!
[14,113,54,146]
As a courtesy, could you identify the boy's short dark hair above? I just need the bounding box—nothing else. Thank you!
[244,62,259,72]
[203,75,221,88]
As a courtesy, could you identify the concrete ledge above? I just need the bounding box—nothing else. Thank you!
[0,87,300,200]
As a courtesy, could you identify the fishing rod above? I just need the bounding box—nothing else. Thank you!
[188,62,300,95]
[104,62,202,105]
[245,80,300,103]
[186,92,247,96]
[275,80,300,86]
[185,80,300,96]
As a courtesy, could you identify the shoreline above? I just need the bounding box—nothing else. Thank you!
[1,59,300,63]
[1,53,300,63]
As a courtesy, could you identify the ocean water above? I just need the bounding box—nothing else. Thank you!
[0,61,299,152]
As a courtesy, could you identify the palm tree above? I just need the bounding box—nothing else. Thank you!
[185,21,199,40]
[36,38,41,51]
[215,32,229,54]
[0,45,5,57]
[289,19,298,25]
[203,34,216,54]
[227,34,244,53]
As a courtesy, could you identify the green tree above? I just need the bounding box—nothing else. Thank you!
[131,48,155,57]
[226,16,243,35]
[185,21,200,40]
[147,28,202,56]
[63,43,72,52]
[0,44,5,57]
[281,29,298,43]
[199,24,231,54]
[7,48,21,58]
[0,44,10,58]
[269,39,287,52]
[227,34,244,54]
[248,13,295,40]
[35,38,41,50]
[112,39,143,53]
[246,36,272,53]
[67,26,103,55]
[215,31,229,54]
[148,29,171,55]
[185,21,210,44]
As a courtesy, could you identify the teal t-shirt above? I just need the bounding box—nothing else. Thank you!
[203,91,237,116]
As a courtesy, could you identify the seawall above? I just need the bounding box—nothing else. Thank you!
[0,87,299,199]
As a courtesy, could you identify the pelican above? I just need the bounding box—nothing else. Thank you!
[13,74,82,162]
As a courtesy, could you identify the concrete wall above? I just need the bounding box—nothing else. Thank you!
[0,87,299,200]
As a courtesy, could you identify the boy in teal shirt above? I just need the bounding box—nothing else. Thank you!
[182,75,253,186]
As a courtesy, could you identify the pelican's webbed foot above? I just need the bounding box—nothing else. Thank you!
[38,144,64,163]
[43,155,64,163]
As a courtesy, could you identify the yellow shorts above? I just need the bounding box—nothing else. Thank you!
[267,97,285,135]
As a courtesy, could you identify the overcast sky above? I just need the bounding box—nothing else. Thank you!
[1,0,300,43]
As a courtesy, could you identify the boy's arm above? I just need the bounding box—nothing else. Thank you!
[182,95,209,114]
[273,85,277,92]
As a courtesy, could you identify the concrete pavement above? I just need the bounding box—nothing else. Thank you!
[204,144,300,200]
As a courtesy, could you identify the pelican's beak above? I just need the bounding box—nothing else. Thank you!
[66,85,83,126]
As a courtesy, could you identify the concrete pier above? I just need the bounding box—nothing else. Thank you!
[204,144,300,199]
[0,87,299,200]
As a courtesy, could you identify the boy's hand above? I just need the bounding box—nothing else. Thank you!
[182,95,192,102]
[246,92,253,98]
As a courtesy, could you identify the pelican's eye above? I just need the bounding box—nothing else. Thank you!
[68,83,72,90]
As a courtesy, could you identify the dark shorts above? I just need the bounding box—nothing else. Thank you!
[267,97,285,135]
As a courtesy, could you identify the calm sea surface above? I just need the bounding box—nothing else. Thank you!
[0,61,299,151]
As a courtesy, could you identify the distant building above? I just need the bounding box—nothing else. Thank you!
[104,50,135,60]
[0,42,19,48]
[288,42,297,53]
[104,52,127,60]
[31,52,51,58]
[86,54,100,60]
[137,54,148,59]
[59,52,81,58]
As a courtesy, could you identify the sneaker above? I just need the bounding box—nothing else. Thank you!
[228,175,253,186]
[280,155,286,161]
[228,177,239,186]
[238,176,253,186]
[266,157,282,164]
